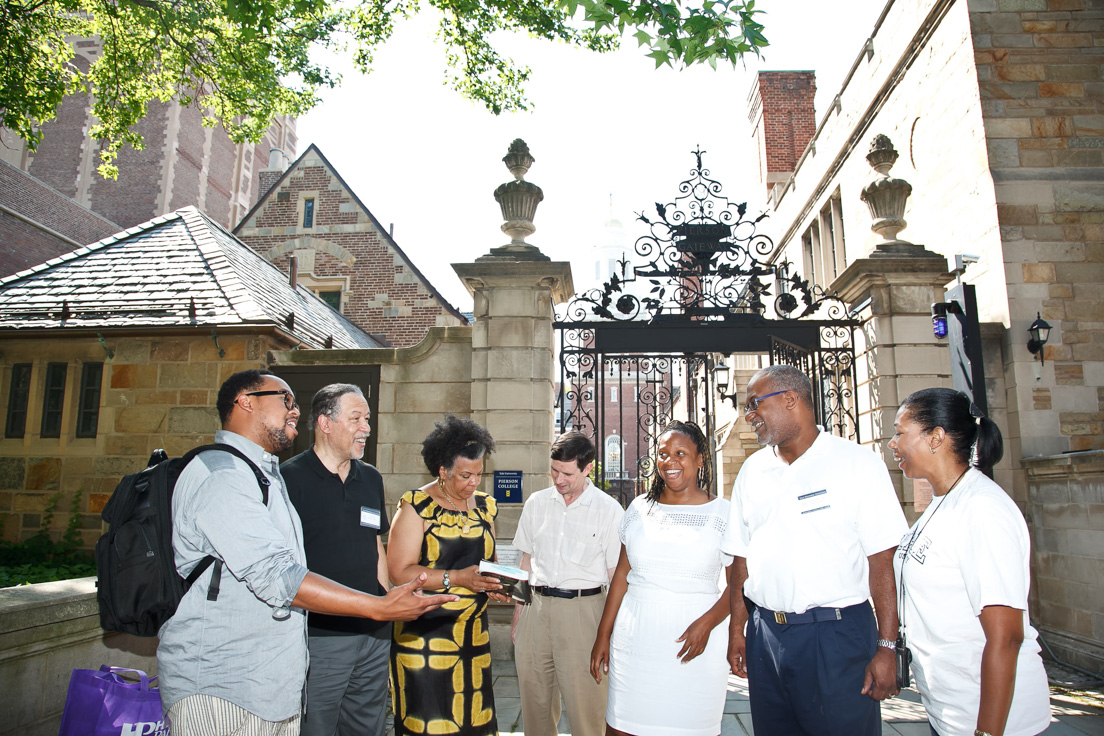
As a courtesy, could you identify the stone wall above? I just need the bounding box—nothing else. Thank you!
[1024,450,1104,671]
[0,578,157,736]
[0,333,277,546]
[970,0,1104,461]
[235,147,466,348]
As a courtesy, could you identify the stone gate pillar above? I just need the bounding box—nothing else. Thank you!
[452,140,573,537]
[832,135,951,520]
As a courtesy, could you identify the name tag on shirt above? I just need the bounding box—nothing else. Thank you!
[360,507,381,529]
[797,489,830,515]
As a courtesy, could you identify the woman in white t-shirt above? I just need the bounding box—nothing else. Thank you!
[889,388,1050,736]
[590,421,732,736]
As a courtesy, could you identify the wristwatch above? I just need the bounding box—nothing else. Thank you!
[876,638,896,650]
[442,570,451,591]
[974,731,993,736]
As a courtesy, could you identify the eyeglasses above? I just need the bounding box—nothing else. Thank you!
[241,390,298,411]
[743,390,787,415]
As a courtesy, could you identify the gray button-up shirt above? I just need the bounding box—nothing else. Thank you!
[157,430,310,721]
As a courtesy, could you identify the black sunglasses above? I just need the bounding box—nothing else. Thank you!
[240,390,298,411]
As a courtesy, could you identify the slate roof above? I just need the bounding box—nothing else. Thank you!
[0,206,382,349]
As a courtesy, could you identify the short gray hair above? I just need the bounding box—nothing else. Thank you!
[755,365,813,408]
[310,383,365,428]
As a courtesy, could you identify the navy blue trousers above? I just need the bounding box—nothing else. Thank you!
[745,601,881,736]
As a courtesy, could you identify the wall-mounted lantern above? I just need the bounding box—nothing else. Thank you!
[713,361,739,409]
[1027,312,1052,365]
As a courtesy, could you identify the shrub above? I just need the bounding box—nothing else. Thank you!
[0,490,95,587]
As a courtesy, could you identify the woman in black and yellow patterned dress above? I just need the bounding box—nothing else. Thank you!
[388,415,510,736]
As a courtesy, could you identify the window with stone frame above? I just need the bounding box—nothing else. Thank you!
[40,363,67,438]
[303,198,315,229]
[801,191,846,289]
[76,362,104,438]
[317,290,341,311]
[5,363,32,438]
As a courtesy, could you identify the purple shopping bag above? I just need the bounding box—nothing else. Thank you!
[58,665,168,736]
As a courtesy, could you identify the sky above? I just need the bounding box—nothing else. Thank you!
[297,1,887,310]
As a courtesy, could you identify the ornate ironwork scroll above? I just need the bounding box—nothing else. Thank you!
[556,340,714,504]
[558,149,851,325]
[770,328,859,440]
[555,149,862,505]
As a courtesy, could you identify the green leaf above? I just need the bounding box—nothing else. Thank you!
[0,0,769,174]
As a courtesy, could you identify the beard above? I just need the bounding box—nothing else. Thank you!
[264,423,296,453]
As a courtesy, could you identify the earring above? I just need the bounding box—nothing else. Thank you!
[437,477,445,489]
[929,446,936,455]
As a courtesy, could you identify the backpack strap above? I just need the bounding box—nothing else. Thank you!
[180,443,273,602]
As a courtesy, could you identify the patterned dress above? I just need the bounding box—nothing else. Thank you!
[390,489,499,736]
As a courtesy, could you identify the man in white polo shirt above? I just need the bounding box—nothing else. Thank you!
[512,432,623,736]
[723,365,908,736]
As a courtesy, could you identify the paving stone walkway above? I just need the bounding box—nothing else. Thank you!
[487,659,1104,736]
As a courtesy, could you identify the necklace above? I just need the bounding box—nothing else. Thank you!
[898,466,970,634]
[438,478,472,534]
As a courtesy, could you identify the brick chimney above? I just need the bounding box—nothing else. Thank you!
[258,147,289,200]
[747,71,816,194]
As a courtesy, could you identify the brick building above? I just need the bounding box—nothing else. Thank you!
[0,37,295,232]
[722,0,1104,670]
[0,206,381,545]
[0,161,122,277]
[234,145,468,347]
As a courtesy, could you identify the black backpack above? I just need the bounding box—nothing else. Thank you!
[95,443,270,637]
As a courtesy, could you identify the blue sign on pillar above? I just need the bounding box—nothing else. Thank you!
[493,470,523,503]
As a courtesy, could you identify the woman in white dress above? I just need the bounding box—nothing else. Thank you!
[590,421,732,736]
[889,388,1050,736]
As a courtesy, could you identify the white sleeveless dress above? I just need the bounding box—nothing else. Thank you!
[607,496,732,736]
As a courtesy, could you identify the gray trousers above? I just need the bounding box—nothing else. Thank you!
[302,633,390,736]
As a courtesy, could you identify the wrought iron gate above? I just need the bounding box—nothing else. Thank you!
[555,151,859,503]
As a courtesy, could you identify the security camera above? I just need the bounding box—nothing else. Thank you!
[955,254,980,272]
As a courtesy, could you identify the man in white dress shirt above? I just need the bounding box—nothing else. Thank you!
[512,432,624,736]
[723,365,907,736]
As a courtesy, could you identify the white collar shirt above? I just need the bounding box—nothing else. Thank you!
[722,431,907,613]
[513,481,624,589]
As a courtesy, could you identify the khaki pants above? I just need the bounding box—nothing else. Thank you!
[515,591,608,736]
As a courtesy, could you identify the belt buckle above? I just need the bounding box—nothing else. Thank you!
[774,611,787,625]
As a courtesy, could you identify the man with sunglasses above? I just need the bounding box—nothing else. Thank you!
[721,365,907,736]
[158,369,457,736]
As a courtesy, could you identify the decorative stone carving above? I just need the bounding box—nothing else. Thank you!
[480,139,550,261]
[858,135,943,260]
[860,135,913,245]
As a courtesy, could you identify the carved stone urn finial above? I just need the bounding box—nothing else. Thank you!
[503,138,535,181]
[860,135,916,252]
[481,139,550,261]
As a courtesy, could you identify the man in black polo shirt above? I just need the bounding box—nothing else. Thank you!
[283,383,390,736]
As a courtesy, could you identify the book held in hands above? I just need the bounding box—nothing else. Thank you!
[479,560,532,604]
